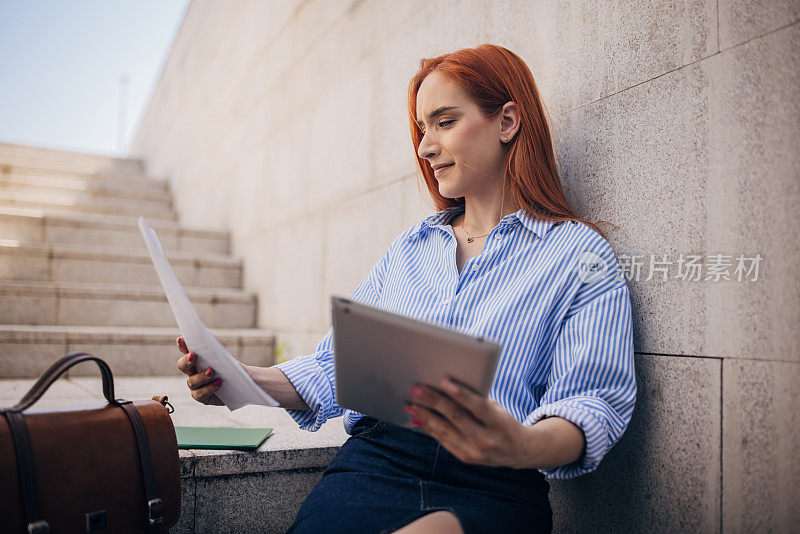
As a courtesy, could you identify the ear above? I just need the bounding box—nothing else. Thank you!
[499,101,521,142]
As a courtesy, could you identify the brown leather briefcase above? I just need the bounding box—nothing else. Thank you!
[0,351,181,533]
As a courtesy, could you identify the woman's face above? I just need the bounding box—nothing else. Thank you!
[415,71,506,200]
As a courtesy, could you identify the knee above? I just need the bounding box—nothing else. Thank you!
[390,510,464,534]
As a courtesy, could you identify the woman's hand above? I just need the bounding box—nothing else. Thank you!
[404,377,536,469]
[176,336,225,406]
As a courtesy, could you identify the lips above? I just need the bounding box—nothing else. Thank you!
[434,163,454,175]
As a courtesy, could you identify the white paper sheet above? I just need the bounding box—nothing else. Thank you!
[137,216,279,411]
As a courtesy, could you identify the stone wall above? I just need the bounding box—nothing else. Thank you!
[129,1,800,531]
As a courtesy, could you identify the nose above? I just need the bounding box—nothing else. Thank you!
[417,132,439,161]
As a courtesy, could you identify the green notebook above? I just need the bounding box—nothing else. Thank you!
[175,426,274,450]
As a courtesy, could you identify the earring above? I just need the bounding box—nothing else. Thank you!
[501,136,508,142]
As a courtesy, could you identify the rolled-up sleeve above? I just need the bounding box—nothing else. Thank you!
[271,245,392,431]
[524,242,636,479]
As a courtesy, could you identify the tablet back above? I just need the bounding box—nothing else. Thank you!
[331,295,501,429]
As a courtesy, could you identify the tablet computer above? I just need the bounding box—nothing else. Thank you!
[331,295,502,431]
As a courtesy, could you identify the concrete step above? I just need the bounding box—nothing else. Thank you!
[0,191,178,220]
[0,169,169,199]
[0,174,171,207]
[0,141,143,176]
[0,280,256,328]
[0,325,275,378]
[0,188,172,212]
[0,208,229,254]
[0,240,241,288]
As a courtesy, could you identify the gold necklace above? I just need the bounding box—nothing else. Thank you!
[459,224,491,243]
[458,182,506,243]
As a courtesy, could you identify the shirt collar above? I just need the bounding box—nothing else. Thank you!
[407,205,557,242]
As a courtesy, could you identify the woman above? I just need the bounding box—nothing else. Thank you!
[177,44,636,534]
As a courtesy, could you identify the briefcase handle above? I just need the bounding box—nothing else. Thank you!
[11,351,127,412]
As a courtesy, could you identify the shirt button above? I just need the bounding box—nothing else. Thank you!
[441,298,450,305]
[472,265,479,271]
[495,234,502,240]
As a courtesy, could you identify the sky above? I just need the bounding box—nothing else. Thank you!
[0,0,191,157]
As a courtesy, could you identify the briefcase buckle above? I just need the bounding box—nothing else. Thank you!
[147,498,163,525]
[27,520,49,534]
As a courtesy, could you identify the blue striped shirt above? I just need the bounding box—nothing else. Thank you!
[273,204,636,479]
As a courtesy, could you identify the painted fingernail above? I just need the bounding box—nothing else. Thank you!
[410,419,421,426]
[214,379,221,387]
[205,368,213,377]
[187,353,194,362]
[404,405,416,414]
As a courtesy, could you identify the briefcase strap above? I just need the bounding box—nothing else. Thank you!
[3,409,49,534]
[120,400,163,532]
[13,352,121,412]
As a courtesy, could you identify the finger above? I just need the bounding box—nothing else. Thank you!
[405,403,489,466]
[438,377,492,426]
[186,366,215,389]
[177,351,197,376]
[405,402,467,453]
[408,383,484,434]
[176,336,188,354]
[191,377,222,405]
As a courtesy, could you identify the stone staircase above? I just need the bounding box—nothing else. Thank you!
[0,141,275,378]
[0,142,348,532]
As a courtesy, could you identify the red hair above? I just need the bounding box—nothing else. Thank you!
[408,44,613,240]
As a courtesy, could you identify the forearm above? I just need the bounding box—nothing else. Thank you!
[519,416,586,469]
[244,364,311,411]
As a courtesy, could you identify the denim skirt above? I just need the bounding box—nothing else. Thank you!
[285,416,553,534]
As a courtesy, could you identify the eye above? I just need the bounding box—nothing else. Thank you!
[438,120,455,127]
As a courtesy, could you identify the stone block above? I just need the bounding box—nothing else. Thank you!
[0,196,175,220]
[269,328,330,366]
[722,358,800,532]
[400,173,436,231]
[0,342,69,378]
[322,181,406,328]
[718,0,800,49]
[484,0,717,116]
[254,213,326,332]
[170,477,195,534]
[553,55,708,356]
[64,343,181,377]
[238,338,274,367]
[704,25,800,362]
[193,469,326,533]
[180,233,229,255]
[57,297,175,327]
[191,444,341,480]
[0,210,45,242]
[306,68,374,212]
[52,256,193,286]
[550,354,721,533]
[179,450,196,479]
[44,224,141,250]
[0,294,57,324]
[193,263,240,289]
[210,301,257,329]
[0,141,142,175]
[551,25,799,361]
[0,247,49,281]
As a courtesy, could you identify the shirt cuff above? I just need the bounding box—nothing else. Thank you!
[272,353,338,432]
[524,400,610,479]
